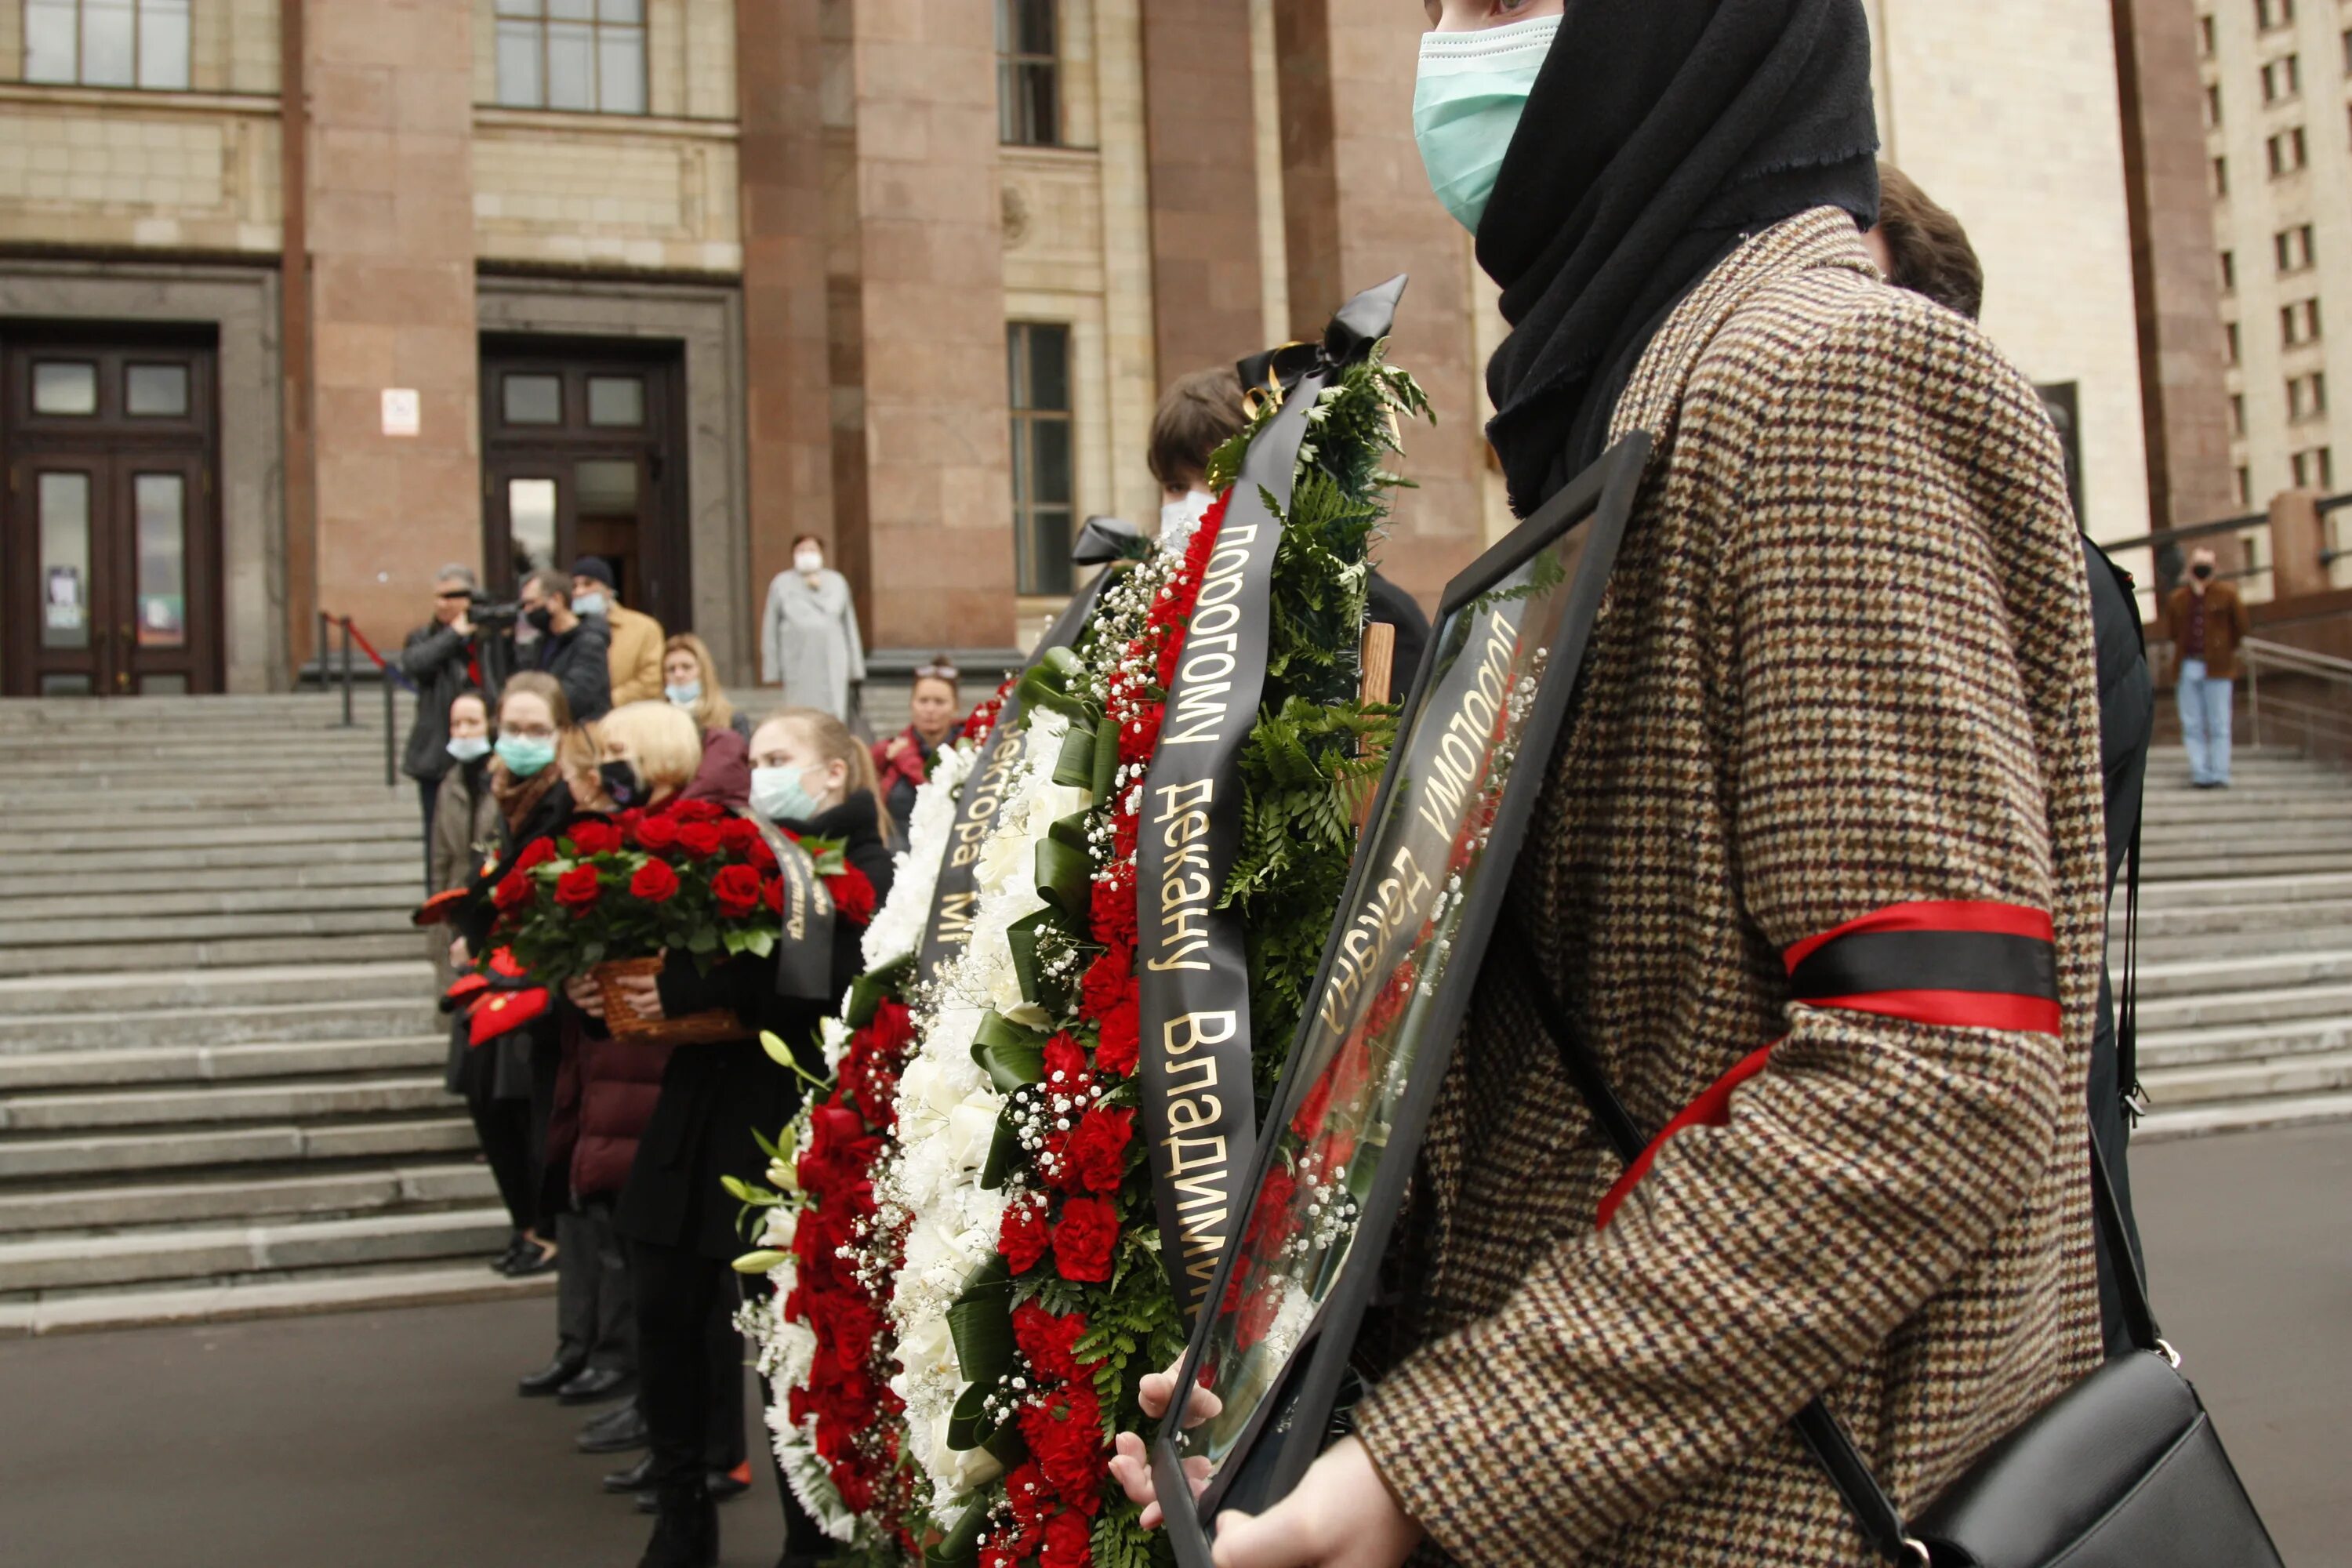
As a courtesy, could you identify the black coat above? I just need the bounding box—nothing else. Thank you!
[535,613,613,722]
[615,792,896,1259]
[395,621,478,782]
[454,777,579,956]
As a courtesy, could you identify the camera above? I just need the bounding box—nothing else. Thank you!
[466,597,524,629]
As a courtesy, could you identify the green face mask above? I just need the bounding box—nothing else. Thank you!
[1412,15,1563,234]
[495,734,556,779]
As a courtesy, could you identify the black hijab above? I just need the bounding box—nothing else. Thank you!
[1478,0,1882,512]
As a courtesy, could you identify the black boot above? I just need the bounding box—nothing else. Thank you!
[637,1478,717,1568]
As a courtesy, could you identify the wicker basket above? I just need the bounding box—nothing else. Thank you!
[591,956,744,1047]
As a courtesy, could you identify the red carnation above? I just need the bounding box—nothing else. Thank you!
[1017,1381,1106,1512]
[712,862,762,919]
[492,869,532,911]
[630,857,681,903]
[1093,1000,1140,1077]
[1000,1192,1051,1274]
[1062,1105,1134,1195]
[1118,703,1164,766]
[676,819,724,858]
[827,866,876,926]
[1011,1301,1091,1384]
[1051,1195,1118,1283]
[1042,1032,1088,1091]
[633,813,680,853]
[514,837,558,873]
[1041,1511,1094,1565]
[1079,946,1131,1022]
[554,865,603,909]
[568,820,622,857]
[1090,873,1137,950]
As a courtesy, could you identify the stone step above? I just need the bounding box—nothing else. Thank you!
[0,1116,477,1181]
[0,820,420,857]
[2136,948,2352,999]
[2134,979,2352,1033]
[9,862,422,902]
[0,1074,454,1134]
[2139,1047,2352,1109]
[6,840,421,877]
[2132,901,2352,941]
[2129,871,2352,910]
[0,1260,550,1338]
[2142,851,2352,882]
[0,1206,510,1294]
[2134,1089,2352,1143]
[0,910,412,952]
[0,962,433,1018]
[2135,826,2352,855]
[0,932,427,978]
[0,1161,492,1235]
[5,885,420,924]
[2140,796,2352,822]
[2136,923,2352,962]
[0,1036,445,1091]
[2136,1015,2352,1070]
[0,998,441,1054]
[0,793,410,822]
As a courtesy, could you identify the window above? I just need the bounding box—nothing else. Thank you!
[2276,223,2317,271]
[2220,249,2238,292]
[2292,446,2335,488]
[2230,392,2248,435]
[2206,82,2224,127]
[2283,296,2324,345]
[2343,27,2351,76]
[2236,464,2252,506]
[2267,125,2309,175]
[2227,320,2242,363]
[1007,321,1076,597]
[2289,370,2328,419]
[2201,15,2218,56]
[23,0,190,88]
[492,0,646,114]
[996,0,1061,147]
[2262,53,2302,103]
[2213,154,2230,196]
[2256,0,2294,31]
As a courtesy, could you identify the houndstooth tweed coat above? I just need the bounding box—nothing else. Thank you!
[1350,209,2108,1566]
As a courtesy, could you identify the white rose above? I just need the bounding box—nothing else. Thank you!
[945,1098,1000,1171]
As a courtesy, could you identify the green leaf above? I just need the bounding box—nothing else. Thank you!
[1017,645,1093,722]
[1036,809,1094,917]
[946,1255,1014,1385]
[946,1379,1002,1454]
[1093,710,1123,801]
[1053,716,1100,790]
[978,1111,1022,1192]
[924,1503,986,1568]
[970,1011,1046,1093]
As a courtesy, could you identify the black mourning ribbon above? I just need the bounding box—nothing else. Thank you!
[1073,516,1151,566]
[1236,277,1407,416]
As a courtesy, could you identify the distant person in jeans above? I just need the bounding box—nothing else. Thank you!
[394,564,483,885]
[2162,546,2249,789]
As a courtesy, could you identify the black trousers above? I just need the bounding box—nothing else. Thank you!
[628,1236,747,1492]
[557,1196,636,1374]
[459,1052,535,1235]
[418,778,439,893]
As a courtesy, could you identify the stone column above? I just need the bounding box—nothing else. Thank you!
[735,0,837,670]
[1140,0,1265,379]
[2112,0,2238,542]
[2267,490,2330,600]
[302,0,481,652]
[1276,1,1485,608]
[838,1,1016,652]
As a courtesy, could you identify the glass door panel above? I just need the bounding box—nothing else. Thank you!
[38,470,94,652]
[134,471,187,648]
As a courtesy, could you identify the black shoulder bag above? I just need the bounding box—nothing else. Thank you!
[1503,912,2283,1568]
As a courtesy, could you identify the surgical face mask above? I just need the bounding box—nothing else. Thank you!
[793,549,824,575]
[572,592,608,617]
[751,764,821,824]
[446,735,492,764]
[1413,15,1563,234]
[599,759,645,810]
[1160,489,1215,541]
[524,604,555,635]
[666,681,702,708]
[495,734,556,778]
[2191,564,2215,582]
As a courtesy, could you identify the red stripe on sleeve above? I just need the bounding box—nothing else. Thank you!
[1780,900,2056,971]
[1595,1044,1776,1230]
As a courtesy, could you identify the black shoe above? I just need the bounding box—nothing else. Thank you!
[579,1403,649,1454]
[503,1236,561,1277]
[637,1480,718,1568]
[637,1466,753,1514]
[491,1232,528,1274]
[604,1453,657,1494]
[557,1366,637,1406]
[518,1356,586,1397]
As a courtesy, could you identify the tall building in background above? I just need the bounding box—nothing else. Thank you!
[2199,0,2352,586]
[0,0,2172,696]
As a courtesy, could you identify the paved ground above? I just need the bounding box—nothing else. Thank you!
[0,1123,2345,1566]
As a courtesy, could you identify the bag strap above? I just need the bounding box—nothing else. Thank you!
[1495,913,2164,1566]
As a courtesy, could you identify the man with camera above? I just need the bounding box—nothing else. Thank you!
[394,564,489,887]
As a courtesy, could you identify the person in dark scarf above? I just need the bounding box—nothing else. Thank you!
[1467,0,1880,511]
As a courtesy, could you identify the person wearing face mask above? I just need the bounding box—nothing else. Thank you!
[662,632,753,741]
[759,533,866,724]
[1112,5,2114,1567]
[2161,546,2249,789]
[1150,365,1430,681]
[572,556,667,708]
[395,564,486,888]
[428,689,501,983]
[520,567,613,723]
[872,656,960,836]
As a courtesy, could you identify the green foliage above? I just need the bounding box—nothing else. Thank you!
[1094,1501,1174,1568]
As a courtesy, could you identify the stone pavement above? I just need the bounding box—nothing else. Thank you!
[0,1123,2343,1566]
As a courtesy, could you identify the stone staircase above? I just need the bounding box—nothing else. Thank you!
[2133,747,2352,1140]
[0,694,543,1335]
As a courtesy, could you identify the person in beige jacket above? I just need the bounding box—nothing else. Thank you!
[569,556,665,707]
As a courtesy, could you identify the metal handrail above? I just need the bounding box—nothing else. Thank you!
[316,611,406,787]
[2243,637,2352,757]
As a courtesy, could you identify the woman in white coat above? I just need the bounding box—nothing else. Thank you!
[759,532,865,721]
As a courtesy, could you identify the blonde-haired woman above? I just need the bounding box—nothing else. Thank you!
[588,699,702,812]
[662,633,750,741]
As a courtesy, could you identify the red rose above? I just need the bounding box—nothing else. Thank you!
[568,820,622,857]
[761,875,784,916]
[554,865,602,909]
[1042,1032,1089,1091]
[514,837,558,873]
[1011,1301,1091,1384]
[1051,1195,1117,1283]
[1093,1000,1140,1077]
[1017,1381,1106,1513]
[1040,1511,1094,1565]
[671,798,725,823]
[677,820,724,858]
[630,857,681,903]
[1062,1106,1134,1196]
[1000,1192,1051,1274]
[492,869,532,911]
[744,832,777,870]
[719,817,762,854]
[827,866,876,926]
[1079,946,1131,1022]
[711,862,763,919]
[633,813,680,853]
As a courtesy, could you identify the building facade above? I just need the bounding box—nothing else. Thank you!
[0,0,2177,697]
